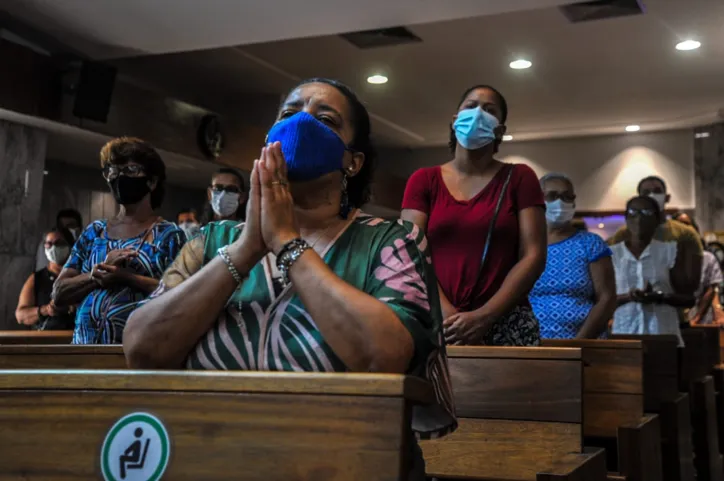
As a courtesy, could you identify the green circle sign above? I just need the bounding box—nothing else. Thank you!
[100,412,170,481]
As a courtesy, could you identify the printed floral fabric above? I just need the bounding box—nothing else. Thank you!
[482,305,541,346]
[64,219,185,344]
[147,214,457,439]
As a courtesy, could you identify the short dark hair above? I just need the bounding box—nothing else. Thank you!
[44,226,75,247]
[626,195,662,223]
[448,84,509,154]
[213,167,246,193]
[284,78,376,208]
[100,137,166,209]
[637,176,667,195]
[56,209,82,228]
[176,207,198,220]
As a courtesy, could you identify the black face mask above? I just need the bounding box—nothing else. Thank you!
[109,176,151,205]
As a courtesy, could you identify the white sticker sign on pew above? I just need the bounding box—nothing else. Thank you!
[101,412,171,481]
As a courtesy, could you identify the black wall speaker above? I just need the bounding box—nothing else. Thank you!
[72,60,117,123]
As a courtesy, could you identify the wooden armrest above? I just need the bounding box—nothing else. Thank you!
[536,448,607,481]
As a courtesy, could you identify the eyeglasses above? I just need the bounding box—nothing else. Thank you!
[210,184,242,194]
[102,164,146,181]
[627,208,657,218]
[544,191,576,203]
[44,241,68,248]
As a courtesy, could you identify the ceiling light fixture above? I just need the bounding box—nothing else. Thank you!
[509,59,532,70]
[695,132,710,139]
[625,125,640,132]
[502,135,514,141]
[676,40,701,51]
[367,74,388,84]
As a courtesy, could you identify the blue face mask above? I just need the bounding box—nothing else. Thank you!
[453,107,499,150]
[266,111,348,181]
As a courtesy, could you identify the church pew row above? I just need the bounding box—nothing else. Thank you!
[0,330,73,345]
[542,339,662,481]
[680,327,724,481]
[420,346,607,481]
[0,370,429,480]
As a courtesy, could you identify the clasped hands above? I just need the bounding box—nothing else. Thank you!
[443,309,495,345]
[230,142,300,266]
[626,282,663,304]
[89,248,138,288]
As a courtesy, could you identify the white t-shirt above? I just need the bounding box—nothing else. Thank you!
[610,239,682,345]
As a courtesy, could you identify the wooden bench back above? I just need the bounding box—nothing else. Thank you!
[0,345,127,369]
[680,327,720,391]
[0,330,73,345]
[543,339,644,439]
[0,370,430,480]
[609,334,679,411]
[421,346,584,481]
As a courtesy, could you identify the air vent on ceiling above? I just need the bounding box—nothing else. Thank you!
[560,0,645,23]
[340,26,421,49]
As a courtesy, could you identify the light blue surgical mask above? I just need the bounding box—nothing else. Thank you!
[453,107,499,150]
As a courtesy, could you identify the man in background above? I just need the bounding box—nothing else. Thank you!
[176,208,200,240]
[608,175,703,299]
[35,209,83,270]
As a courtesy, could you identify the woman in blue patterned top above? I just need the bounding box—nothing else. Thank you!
[53,137,185,344]
[529,173,616,339]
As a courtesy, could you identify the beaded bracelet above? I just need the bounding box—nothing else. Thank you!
[217,246,245,284]
[276,238,311,287]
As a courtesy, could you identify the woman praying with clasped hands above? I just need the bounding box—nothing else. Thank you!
[124,78,456,480]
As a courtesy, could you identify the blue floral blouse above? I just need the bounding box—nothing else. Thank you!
[64,219,185,344]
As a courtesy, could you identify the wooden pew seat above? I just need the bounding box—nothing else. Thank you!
[0,370,430,480]
[0,330,73,345]
[421,346,606,481]
[0,345,126,369]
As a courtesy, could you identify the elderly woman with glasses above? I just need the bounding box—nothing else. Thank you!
[529,173,616,339]
[609,196,694,344]
[53,137,185,344]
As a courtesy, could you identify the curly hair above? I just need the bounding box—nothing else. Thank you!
[100,137,166,209]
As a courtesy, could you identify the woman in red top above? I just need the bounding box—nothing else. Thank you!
[401,84,547,346]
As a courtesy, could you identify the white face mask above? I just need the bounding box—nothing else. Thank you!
[211,191,240,218]
[545,199,576,225]
[648,193,667,213]
[179,221,200,239]
[45,245,70,265]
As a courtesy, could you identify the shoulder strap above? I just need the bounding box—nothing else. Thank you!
[479,165,515,275]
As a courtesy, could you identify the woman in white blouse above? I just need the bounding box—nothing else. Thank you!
[610,196,694,344]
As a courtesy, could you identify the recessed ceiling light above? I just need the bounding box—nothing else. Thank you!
[598,223,605,229]
[509,59,532,70]
[676,40,701,51]
[625,125,640,132]
[367,74,388,85]
[502,135,514,141]
[695,132,710,139]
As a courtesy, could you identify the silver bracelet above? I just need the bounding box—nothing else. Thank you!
[217,246,245,284]
[276,238,311,287]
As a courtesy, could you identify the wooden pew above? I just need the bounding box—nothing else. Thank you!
[610,334,694,481]
[680,327,724,481]
[0,345,126,369]
[0,370,429,480]
[543,339,662,481]
[0,330,73,344]
[420,346,607,481]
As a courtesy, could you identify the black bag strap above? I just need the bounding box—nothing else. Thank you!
[479,165,515,276]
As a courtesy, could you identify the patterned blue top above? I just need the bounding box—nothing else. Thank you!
[529,231,612,339]
[64,219,185,344]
